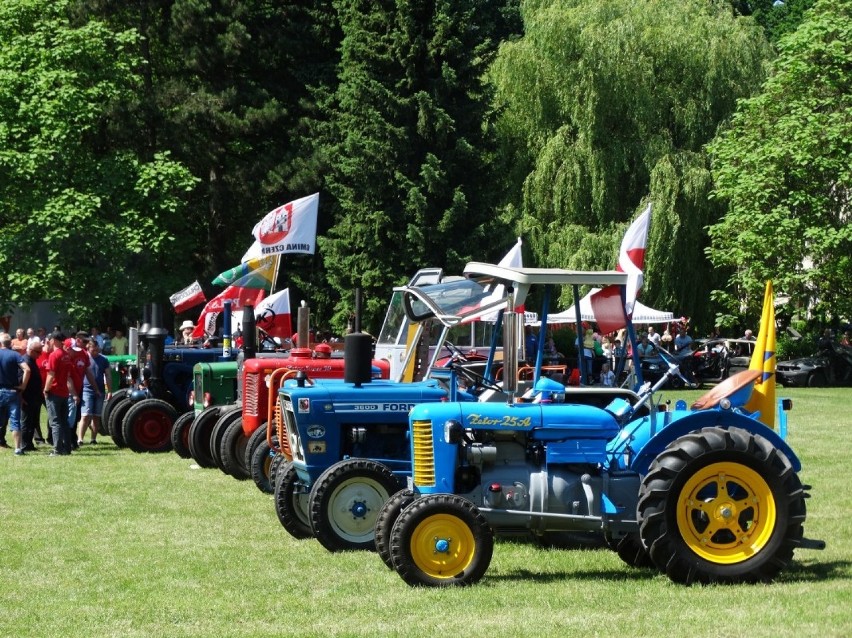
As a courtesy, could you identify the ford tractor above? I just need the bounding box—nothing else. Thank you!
[273,268,644,553]
[379,261,824,587]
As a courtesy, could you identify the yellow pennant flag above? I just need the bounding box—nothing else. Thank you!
[744,281,776,428]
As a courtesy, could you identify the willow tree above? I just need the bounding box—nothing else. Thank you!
[708,0,852,325]
[489,0,771,329]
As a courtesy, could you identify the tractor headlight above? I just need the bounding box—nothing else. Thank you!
[444,419,463,444]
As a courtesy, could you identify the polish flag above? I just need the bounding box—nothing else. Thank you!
[589,203,652,332]
[192,285,266,338]
[255,288,292,341]
[169,280,207,314]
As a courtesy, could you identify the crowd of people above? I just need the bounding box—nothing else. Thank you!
[0,324,127,456]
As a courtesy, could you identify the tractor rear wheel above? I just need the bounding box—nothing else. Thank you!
[102,389,130,438]
[309,459,400,552]
[122,399,177,453]
[171,411,195,459]
[219,415,251,480]
[274,461,313,539]
[250,437,277,494]
[210,406,241,473]
[108,398,134,448]
[390,494,493,587]
[375,489,416,569]
[187,406,221,468]
[638,426,806,584]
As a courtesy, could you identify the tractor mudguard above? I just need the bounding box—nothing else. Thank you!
[619,409,801,476]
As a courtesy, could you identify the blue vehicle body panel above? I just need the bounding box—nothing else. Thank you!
[606,408,801,475]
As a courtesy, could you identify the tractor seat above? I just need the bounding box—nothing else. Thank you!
[691,369,762,410]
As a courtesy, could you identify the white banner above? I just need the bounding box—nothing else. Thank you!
[241,193,319,261]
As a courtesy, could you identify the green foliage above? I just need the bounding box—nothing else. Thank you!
[708,0,852,325]
[318,0,517,333]
[0,0,197,327]
[489,0,772,328]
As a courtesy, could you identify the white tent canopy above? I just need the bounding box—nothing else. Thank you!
[541,288,674,325]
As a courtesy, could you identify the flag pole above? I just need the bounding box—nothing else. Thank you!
[271,253,283,295]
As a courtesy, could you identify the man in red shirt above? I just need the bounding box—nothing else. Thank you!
[68,332,98,450]
[43,332,78,455]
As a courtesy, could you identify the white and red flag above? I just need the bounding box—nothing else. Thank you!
[589,202,652,333]
[254,288,292,341]
[192,285,266,338]
[169,280,207,314]
[241,193,319,261]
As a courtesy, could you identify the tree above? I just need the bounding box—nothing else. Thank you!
[708,0,852,325]
[0,0,197,326]
[316,0,519,333]
[489,0,772,329]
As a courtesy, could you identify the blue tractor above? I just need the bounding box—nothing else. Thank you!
[104,302,239,453]
[275,268,645,552]
[378,261,824,586]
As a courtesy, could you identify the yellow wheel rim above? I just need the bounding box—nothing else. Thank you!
[410,513,476,579]
[676,461,776,564]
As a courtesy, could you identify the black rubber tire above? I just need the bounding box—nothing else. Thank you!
[390,494,494,587]
[108,398,134,448]
[250,438,277,494]
[606,533,655,569]
[268,453,285,488]
[171,410,196,459]
[243,423,269,474]
[219,415,251,480]
[375,489,416,568]
[210,406,241,473]
[187,406,222,468]
[122,399,177,453]
[807,371,827,388]
[102,389,131,438]
[274,462,313,539]
[638,426,806,584]
[308,459,401,552]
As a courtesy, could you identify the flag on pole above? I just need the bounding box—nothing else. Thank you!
[589,202,652,332]
[169,280,207,314]
[212,256,276,287]
[192,285,267,339]
[744,280,777,429]
[241,193,319,261]
[255,288,292,340]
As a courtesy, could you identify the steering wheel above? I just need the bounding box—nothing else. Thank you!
[656,346,695,388]
[443,341,469,363]
[450,359,502,393]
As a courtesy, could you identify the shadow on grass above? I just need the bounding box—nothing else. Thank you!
[488,558,852,585]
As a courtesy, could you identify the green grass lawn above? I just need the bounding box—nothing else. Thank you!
[1,387,850,638]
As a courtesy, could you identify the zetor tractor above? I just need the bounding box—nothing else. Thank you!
[273,268,642,553]
[378,261,824,587]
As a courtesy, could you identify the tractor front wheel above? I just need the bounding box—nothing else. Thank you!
[250,437,277,494]
[122,399,177,453]
[210,406,241,473]
[390,494,493,587]
[187,406,221,468]
[107,397,134,448]
[274,462,313,539]
[219,415,250,480]
[171,411,195,459]
[102,389,130,439]
[374,489,416,569]
[638,426,806,584]
[309,459,400,552]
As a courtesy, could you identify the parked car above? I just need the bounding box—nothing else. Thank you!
[640,338,754,388]
[777,342,852,387]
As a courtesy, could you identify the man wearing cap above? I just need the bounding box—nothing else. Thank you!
[179,320,197,345]
[314,343,332,359]
[43,332,77,455]
[0,332,31,455]
[20,337,45,451]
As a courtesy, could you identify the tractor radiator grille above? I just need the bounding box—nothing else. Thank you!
[244,372,260,417]
[411,419,435,487]
[278,395,299,462]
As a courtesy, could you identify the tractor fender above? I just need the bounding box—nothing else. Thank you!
[626,409,801,476]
